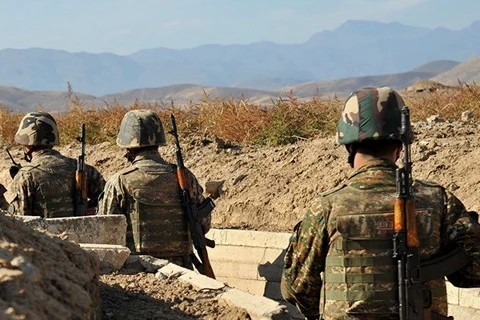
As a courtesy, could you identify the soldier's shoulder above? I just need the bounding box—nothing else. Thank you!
[319,183,347,197]
[118,166,139,176]
[414,179,444,189]
[17,164,40,174]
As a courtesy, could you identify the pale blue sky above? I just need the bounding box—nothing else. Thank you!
[1,0,479,55]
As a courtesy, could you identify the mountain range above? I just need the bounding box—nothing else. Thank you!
[1,20,480,95]
[1,20,480,111]
[2,57,478,112]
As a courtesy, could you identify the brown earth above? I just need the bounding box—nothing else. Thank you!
[2,116,480,319]
[100,271,250,320]
[0,212,100,320]
[2,116,480,230]
[7,116,474,232]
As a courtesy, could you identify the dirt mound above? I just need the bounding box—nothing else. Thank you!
[1,116,480,318]
[406,79,451,92]
[100,271,250,320]
[2,117,480,232]
[0,212,100,319]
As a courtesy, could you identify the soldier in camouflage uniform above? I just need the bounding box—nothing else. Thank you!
[96,109,211,269]
[281,87,480,320]
[7,112,105,217]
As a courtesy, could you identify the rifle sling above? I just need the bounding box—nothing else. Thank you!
[420,247,471,282]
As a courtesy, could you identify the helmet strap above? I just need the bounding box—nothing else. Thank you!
[124,150,136,163]
[23,148,34,163]
[346,144,357,168]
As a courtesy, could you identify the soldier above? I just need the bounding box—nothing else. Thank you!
[281,87,480,320]
[7,112,105,217]
[96,109,211,269]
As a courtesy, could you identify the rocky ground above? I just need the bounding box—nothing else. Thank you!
[100,271,250,320]
[1,114,480,319]
[0,212,100,320]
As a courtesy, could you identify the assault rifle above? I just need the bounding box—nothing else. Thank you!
[75,123,88,216]
[393,107,470,320]
[393,106,423,320]
[6,149,21,179]
[169,114,216,279]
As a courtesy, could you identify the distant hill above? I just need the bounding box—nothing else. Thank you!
[0,86,97,112]
[0,20,479,95]
[431,56,480,85]
[283,64,457,99]
[409,60,460,73]
[100,84,287,106]
[0,59,468,112]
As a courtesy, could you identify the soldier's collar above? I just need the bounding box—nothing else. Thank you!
[349,158,397,178]
[131,150,164,163]
[32,148,59,158]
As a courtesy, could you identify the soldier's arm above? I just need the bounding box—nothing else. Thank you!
[281,200,329,318]
[442,190,480,287]
[7,172,34,216]
[96,174,124,216]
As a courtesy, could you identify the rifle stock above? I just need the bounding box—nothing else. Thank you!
[75,124,88,216]
[169,114,216,279]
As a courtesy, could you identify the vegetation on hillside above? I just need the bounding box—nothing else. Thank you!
[1,84,479,147]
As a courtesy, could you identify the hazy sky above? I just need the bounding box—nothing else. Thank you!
[2,0,479,55]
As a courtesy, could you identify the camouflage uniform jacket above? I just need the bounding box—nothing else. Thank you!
[96,150,211,258]
[281,159,480,320]
[8,149,105,217]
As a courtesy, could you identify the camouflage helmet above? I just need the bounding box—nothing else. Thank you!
[116,109,166,148]
[337,86,405,145]
[14,112,60,146]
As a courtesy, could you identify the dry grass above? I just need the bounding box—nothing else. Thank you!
[0,84,479,147]
[404,82,480,122]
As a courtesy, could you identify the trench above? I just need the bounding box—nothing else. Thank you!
[206,228,304,319]
[20,215,480,320]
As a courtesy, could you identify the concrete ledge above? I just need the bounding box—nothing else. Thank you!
[155,261,288,320]
[219,288,288,320]
[207,229,291,249]
[449,304,480,320]
[14,215,127,245]
[446,282,459,305]
[80,243,130,273]
[458,287,480,309]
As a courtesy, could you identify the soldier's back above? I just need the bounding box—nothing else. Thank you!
[19,150,77,217]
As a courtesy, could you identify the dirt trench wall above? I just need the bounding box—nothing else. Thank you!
[0,212,101,320]
[206,229,480,320]
[13,215,291,319]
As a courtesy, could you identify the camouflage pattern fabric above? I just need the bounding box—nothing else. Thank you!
[337,87,405,145]
[14,112,60,146]
[97,149,211,268]
[7,149,105,217]
[281,159,480,320]
[116,109,166,148]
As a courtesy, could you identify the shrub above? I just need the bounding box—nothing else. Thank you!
[1,84,480,147]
